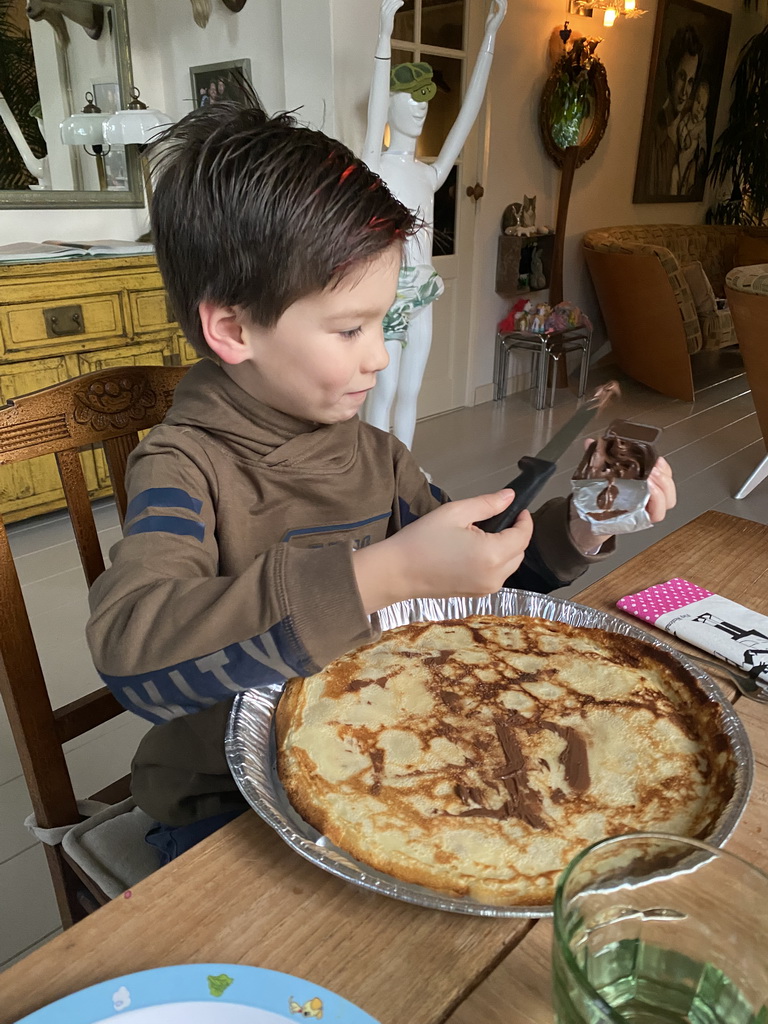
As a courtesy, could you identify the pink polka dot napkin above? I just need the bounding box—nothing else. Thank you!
[617,579,768,682]
[617,578,713,625]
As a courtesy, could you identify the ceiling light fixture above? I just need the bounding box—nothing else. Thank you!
[572,0,646,26]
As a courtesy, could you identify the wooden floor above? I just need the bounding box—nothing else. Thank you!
[0,347,766,971]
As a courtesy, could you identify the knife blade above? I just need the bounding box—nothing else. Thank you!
[476,382,619,533]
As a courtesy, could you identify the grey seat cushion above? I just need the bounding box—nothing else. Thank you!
[61,797,159,899]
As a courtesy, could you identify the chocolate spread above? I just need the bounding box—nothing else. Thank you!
[573,419,661,515]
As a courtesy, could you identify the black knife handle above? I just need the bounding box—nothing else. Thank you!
[476,456,557,533]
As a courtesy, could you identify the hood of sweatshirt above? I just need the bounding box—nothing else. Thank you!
[163,358,363,473]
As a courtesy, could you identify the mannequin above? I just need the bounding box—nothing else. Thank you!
[362,0,507,448]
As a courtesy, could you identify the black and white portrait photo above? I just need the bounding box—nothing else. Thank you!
[634,0,731,203]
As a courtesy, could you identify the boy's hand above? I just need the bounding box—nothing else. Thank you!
[354,489,533,614]
[569,456,677,554]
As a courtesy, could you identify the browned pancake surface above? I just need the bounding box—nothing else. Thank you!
[276,615,734,905]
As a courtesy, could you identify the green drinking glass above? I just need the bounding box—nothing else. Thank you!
[552,832,768,1024]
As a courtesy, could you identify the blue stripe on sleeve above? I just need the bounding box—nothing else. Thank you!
[398,496,420,527]
[429,482,447,504]
[98,619,314,724]
[126,487,203,522]
[124,515,205,542]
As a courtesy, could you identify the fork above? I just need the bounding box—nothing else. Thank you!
[685,652,768,704]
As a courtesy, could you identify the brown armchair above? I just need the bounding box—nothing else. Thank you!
[583,225,743,402]
[725,264,768,499]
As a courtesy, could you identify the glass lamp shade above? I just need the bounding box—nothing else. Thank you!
[60,112,110,146]
[104,108,171,146]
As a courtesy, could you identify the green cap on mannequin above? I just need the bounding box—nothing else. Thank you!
[390,62,437,102]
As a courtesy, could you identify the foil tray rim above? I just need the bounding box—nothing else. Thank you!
[225,588,754,920]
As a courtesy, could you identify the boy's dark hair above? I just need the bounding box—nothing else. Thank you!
[148,102,416,358]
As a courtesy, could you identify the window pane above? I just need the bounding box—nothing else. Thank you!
[433,164,457,257]
[391,46,415,68]
[421,0,464,50]
[393,1,415,43]
[417,53,462,160]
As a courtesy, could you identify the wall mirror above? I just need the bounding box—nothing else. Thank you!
[538,38,611,170]
[0,0,142,208]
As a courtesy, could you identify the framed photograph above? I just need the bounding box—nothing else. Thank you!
[93,81,128,191]
[633,0,731,204]
[189,58,252,110]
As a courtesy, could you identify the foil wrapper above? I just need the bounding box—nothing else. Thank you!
[571,419,660,536]
[225,590,753,920]
[571,478,654,535]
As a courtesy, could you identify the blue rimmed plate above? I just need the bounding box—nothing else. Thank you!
[15,964,380,1023]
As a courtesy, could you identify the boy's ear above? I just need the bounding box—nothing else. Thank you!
[198,301,253,365]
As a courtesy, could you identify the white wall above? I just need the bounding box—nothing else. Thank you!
[3,0,766,401]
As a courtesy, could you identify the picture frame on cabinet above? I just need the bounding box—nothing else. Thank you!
[92,81,129,191]
[189,58,253,110]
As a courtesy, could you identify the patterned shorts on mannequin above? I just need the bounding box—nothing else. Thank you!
[383,265,445,345]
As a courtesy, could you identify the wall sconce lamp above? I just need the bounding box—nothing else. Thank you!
[60,92,111,190]
[572,0,646,26]
[60,87,171,199]
[104,88,172,204]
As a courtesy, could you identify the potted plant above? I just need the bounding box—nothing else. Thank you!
[707,23,768,226]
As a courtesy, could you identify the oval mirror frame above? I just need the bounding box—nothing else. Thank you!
[538,57,611,170]
[0,0,143,210]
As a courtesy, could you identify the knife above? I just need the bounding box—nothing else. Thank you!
[476,382,619,533]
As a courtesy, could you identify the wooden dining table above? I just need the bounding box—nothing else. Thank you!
[2,509,767,1024]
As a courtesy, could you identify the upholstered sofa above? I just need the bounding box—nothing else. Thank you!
[582,225,750,402]
[725,264,768,499]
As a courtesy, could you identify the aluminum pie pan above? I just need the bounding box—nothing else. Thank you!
[225,589,753,919]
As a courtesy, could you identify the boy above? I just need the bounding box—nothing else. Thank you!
[87,102,676,863]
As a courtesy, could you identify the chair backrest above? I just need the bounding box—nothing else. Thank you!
[726,268,768,447]
[0,365,187,837]
[583,224,743,295]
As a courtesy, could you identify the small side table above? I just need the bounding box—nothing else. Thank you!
[493,326,592,409]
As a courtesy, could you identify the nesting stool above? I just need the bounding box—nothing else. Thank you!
[493,325,592,409]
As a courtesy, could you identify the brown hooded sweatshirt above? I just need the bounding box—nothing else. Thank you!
[87,359,611,826]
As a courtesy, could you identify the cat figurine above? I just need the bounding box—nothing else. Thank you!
[521,195,536,229]
[501,202,523,234]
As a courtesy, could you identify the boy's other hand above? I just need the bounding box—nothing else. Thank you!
[569,455,678,554]
[354,489,533,614]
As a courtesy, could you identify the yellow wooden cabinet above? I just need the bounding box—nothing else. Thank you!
[0,254,196,522]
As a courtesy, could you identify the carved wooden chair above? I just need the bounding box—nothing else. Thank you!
[0,364,187,927]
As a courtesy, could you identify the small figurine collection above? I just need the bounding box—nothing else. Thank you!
[498,298,592,337]
[501,194,553,238]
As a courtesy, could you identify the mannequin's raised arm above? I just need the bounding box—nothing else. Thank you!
[362,0,405,172]
[431,0,507,189]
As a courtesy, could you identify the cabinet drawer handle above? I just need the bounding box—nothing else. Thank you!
[44,304,85,338]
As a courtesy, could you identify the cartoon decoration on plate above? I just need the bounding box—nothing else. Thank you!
[288,995,323,1018]
[15,964,376,1023]
[208,974,235,998]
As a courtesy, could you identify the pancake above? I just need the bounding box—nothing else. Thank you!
[275,615,735,906]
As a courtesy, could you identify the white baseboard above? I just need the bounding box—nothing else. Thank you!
[473,371,533,406]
